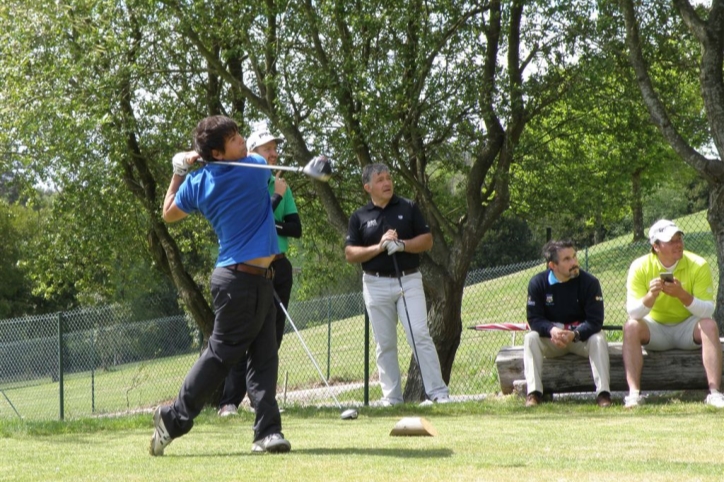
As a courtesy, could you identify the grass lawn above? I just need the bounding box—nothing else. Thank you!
[2,394,724,481]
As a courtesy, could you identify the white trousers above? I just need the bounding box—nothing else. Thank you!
[523,331,610,395]
[363,271,449,403]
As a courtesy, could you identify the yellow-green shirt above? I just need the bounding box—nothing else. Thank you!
[626,251,714,324]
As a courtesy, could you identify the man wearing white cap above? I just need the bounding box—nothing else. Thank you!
[623,219,724,408]
[217,123,302,416]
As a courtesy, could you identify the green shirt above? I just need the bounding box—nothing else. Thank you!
[268,176,298,253]
[626,251,714,324]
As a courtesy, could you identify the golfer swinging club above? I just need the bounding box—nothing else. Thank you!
[150,115,291,456]
[345,163,450,406]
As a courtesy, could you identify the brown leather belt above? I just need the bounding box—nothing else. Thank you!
[364,268,419,278]
[273,253,286,261]
[226,263,274,280]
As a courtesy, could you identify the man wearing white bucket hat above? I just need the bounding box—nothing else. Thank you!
[623,219,724,408]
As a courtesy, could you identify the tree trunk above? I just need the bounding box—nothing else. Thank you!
[148,224,215,338]
[631,169,645,241]
[707,184,724,327]
[402,269,464,402]
[594,211,606,244]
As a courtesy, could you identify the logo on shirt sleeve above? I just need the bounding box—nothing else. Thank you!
[527,296,535,306]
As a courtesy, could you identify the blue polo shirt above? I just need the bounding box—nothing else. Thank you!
[175,154,279,267]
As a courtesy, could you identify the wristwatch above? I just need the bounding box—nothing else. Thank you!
[572,330,581,343]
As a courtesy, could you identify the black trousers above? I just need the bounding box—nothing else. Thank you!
[159,267,282,442]
[219,256,293,408]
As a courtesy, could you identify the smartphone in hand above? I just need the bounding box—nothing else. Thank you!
[660,273,674,283]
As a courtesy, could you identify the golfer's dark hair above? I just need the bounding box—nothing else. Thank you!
[362,163,390,185]
[542,239,575,264]
[193,115,239,162]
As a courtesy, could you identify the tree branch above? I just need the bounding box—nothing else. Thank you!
[619,0,723,182]
[673,0,708,42]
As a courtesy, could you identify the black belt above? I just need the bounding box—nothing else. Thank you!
[364,268,419,278]
[226,263,274,280]
[272,253,286,261]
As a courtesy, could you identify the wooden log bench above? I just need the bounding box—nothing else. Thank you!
[495,339,724,395]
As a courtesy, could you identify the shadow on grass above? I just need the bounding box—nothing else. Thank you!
[162,447,454,458]
[295,447,454,457]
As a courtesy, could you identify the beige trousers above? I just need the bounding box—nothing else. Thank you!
[523,331,610,395]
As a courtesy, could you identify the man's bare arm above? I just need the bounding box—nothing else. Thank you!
[345,244,385,264]
[399,232,432,254]
[162,175,188,223]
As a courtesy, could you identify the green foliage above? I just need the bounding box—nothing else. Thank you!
[471,213,541,269]
[0,201,29,318]
[512,2,706,247]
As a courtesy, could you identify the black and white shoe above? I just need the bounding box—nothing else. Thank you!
[251,433,291,454]
[149,407,173,456]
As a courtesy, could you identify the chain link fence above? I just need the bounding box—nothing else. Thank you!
[0,213,717,420]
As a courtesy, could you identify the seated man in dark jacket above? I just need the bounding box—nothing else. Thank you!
[524,240,611,407]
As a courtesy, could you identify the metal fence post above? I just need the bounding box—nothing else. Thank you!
[327,297,331,380]
[364,308,369,406]
[58,312,65,421]
[91,327,96,413]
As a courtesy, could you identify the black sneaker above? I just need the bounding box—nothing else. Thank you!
[525,391,543,407]
[251,433,291,454]
[596,391,612,407]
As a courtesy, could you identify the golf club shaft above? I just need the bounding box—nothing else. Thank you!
[391,253,429,399]
[211,161,303,174]
[273,292,345,410]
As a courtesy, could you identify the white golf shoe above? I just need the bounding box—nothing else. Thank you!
[624,394,645,409]
[705,392,724,408]
[149,407,173,456]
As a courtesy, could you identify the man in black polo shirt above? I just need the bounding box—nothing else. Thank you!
[524,240,611,407]
[345,163,449,406]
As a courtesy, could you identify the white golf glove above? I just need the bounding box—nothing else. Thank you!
[172,152,192,177]
[386,240,405,255]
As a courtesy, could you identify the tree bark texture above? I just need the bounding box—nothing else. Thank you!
[402,273,464,401]
[631,169,645,241]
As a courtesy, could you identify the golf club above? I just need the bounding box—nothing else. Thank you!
[273,292,358,420]
[206,155,332,182]
[391,253,430,404]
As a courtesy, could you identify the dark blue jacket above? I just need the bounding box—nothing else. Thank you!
[526,269,604,341]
